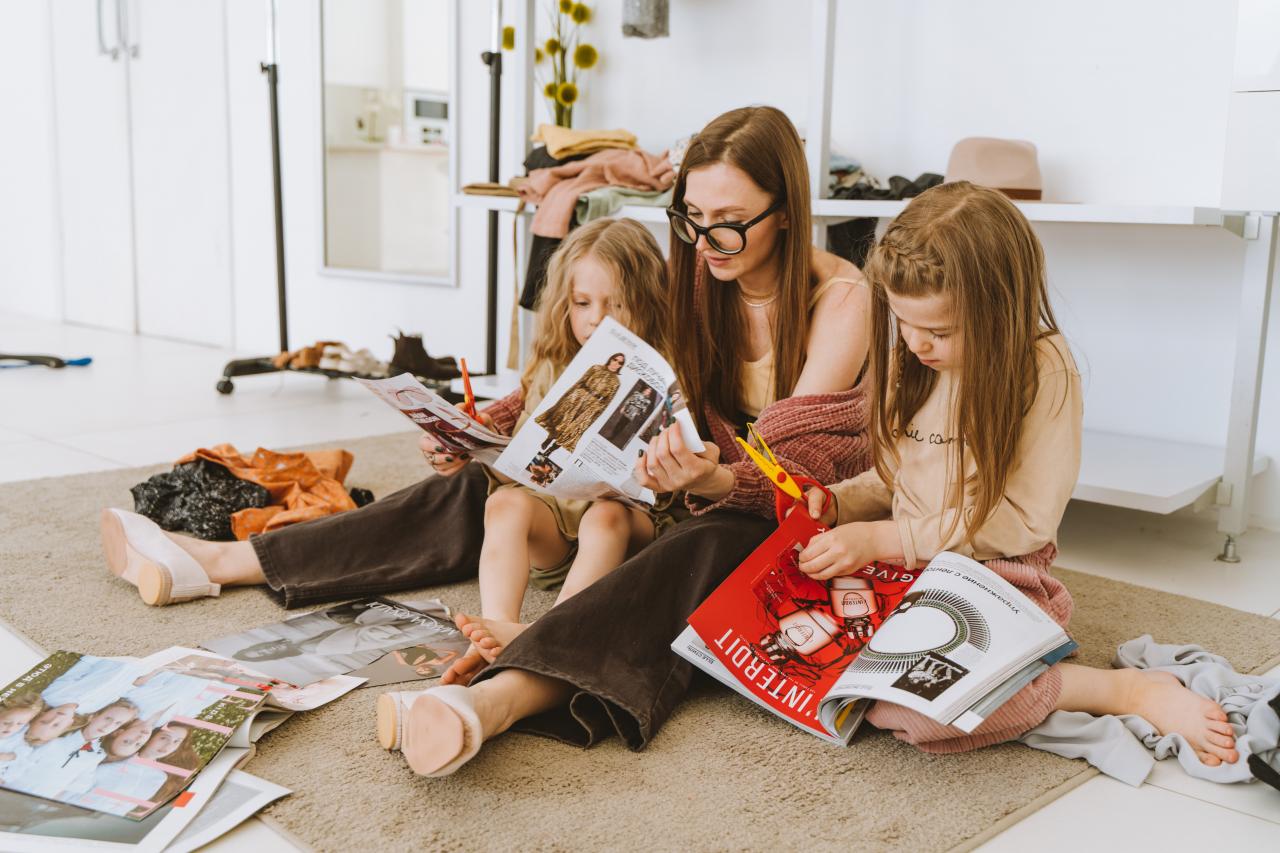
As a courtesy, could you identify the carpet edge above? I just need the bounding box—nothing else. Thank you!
[946,766,1100,853]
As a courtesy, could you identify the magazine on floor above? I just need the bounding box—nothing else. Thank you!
[0,746,252,853]
[0,651,270,820]
[142,648,365,713]
[672,511,1075,744]
[492,317,703,506]
[356,373,511,465]
[165,770,290,853]
[200,597,462,687]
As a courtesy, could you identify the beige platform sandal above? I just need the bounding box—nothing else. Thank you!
[376,685,483,777]
[100,508,221,606]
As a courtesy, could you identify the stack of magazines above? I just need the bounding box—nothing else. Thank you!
[0,597,471,851]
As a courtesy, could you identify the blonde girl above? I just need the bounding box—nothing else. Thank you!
[798,181,1238,766]
[425,218,678,684]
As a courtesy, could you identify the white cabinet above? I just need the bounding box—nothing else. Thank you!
[48,0,234,345]
[48,0,136,332]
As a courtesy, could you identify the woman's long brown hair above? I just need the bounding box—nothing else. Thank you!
[523,218,673,393]
[864,181,1063,549]
[668,106,813,430]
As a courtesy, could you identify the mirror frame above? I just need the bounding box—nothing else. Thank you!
[316,0,460,287]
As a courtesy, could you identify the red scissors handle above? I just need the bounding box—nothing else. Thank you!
[774,474,833,524]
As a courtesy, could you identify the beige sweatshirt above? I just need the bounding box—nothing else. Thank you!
[828,333,1082,568]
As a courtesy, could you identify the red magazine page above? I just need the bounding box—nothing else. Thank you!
[687,509,919,737]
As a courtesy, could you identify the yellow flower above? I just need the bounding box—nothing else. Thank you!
[573,43,598,69]
[571,3,591,24]
[502,26,515,51]
[559,0,573,13]
[543,81,558,99]
[544,37,561,55]
[534,47,545,64]
[555,82,579,106]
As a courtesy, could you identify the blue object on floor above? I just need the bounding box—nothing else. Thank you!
[0,356,92,369]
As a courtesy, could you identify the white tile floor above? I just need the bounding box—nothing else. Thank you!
[3,313,1279,851]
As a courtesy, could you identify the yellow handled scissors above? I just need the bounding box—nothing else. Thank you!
[734,422,831,522]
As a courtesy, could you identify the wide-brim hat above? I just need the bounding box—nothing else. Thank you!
[945,137,1042,200]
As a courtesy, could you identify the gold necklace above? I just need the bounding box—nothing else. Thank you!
[738,286,778,308]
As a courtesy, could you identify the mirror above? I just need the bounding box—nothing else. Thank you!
[320,0,454,282]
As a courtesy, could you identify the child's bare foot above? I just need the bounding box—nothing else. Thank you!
[456,613,529,663]
[439,643,487,686]
[1126,670,1238,765]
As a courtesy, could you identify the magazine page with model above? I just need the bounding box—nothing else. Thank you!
[0,652,266,820]
[200,598,461,687]
[356,374,511,465]
[493,317,703,505]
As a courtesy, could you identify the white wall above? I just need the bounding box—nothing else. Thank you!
[0,4,62,322]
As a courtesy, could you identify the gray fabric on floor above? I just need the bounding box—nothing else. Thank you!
[1024,635,1280,785]
[2,432,1280,852]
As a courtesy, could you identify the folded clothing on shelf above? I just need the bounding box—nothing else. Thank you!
[532,123,637,160]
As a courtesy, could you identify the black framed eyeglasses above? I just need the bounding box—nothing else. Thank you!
[665,198,784,255]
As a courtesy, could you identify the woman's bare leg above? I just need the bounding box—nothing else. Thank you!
[158,534,266,586]
[465,501,654,662]
[1055,663,1238,765]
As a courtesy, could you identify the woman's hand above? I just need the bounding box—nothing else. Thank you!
[797,520,897,580]
[419,433,469,477]
[634,425,730,498]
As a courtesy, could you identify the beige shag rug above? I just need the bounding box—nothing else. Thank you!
[2,431,1278,853]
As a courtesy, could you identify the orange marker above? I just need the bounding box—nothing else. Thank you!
[460,358,477,419]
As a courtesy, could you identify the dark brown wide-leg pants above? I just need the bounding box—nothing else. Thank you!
[474,510,774,749]
[251,466,491,608]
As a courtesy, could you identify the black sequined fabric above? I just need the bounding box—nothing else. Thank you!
[130,459,271,541]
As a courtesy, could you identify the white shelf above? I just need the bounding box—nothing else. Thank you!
[1074,429,1269,514]
[812,199,1227,227]
[452,194,669,223]
[457,194,1227,228]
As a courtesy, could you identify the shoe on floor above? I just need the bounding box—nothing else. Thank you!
[376,685,483,777]
[100,509,221,606]
[389,332,461,381]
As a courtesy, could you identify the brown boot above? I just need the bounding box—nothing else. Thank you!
[389,332,461,380]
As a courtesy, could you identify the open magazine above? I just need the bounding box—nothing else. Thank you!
[0,651,269,820]
[493,317,703,505]
[356,373,511,465]
[672,510,1075,744]
[200,597,460,687]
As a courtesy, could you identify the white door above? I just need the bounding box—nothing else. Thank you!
[125,0,234,346]
[49,0,137,332]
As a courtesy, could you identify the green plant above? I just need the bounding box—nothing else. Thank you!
[505,2,598,128]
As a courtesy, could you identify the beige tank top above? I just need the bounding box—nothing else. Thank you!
[736,275,865,418]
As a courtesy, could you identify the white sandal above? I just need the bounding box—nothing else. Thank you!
[99,509,221,606]
[375,685,483,777]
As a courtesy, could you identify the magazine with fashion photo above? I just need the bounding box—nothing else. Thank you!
[348,600,470,688]
[493,317,703,505]
[356,373,511,465]
[0,745,250,853]
[0,652,266,820]
[674,516,1075,744]
[199,597,465,687]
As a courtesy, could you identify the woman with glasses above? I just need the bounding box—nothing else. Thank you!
[383,106,876,777]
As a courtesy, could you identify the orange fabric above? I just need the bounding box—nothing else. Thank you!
[175,444,357,540]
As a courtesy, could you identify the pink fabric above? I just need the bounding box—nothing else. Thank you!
[865,544,1074,752]
[689,384,873,519]
[519,149,674,238]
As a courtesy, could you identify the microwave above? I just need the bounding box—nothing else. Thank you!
[405,90,449,145]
